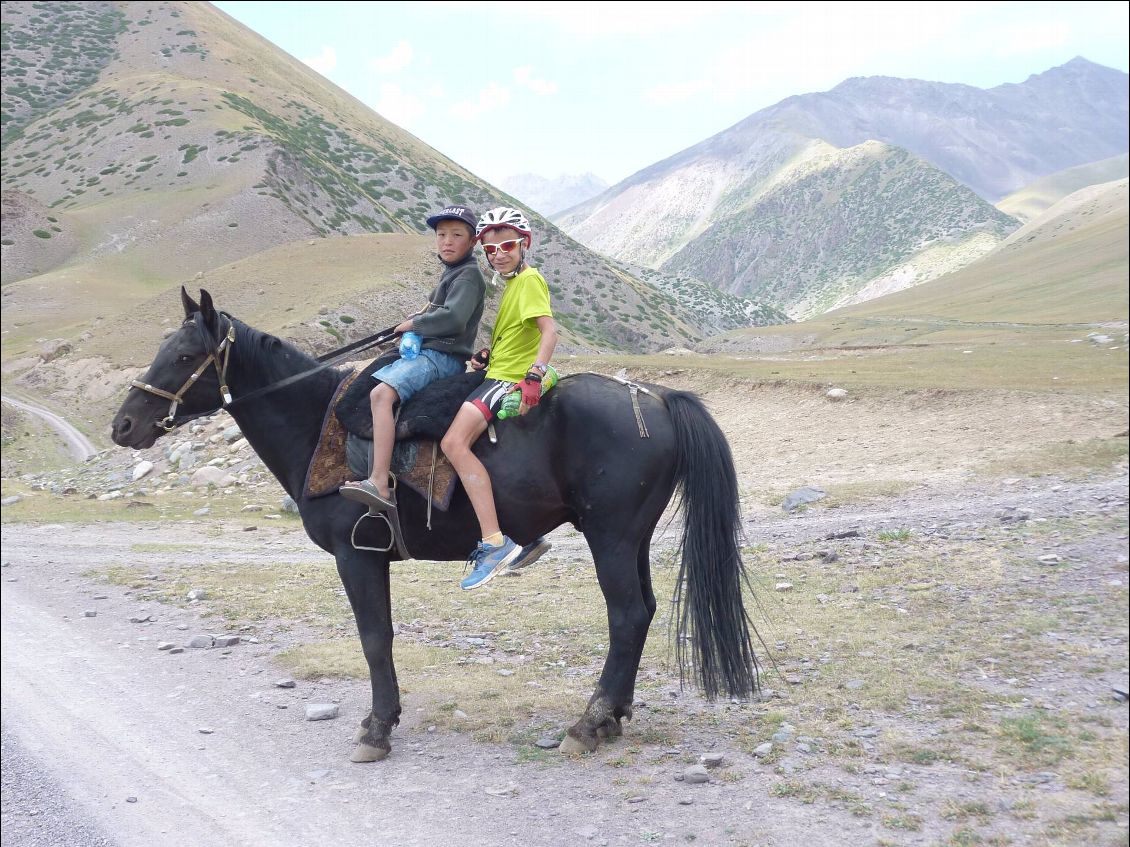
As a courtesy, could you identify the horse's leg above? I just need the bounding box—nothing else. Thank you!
[560,530,656,755]
[334,548,401,762]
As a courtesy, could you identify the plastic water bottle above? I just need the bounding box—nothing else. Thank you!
[399,331,422,360]
[497,365,559,420]
[497,390,522,420]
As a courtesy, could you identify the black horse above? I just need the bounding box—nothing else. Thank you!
[112,289,760,762]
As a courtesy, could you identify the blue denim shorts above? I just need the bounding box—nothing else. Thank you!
[372,348,466,403]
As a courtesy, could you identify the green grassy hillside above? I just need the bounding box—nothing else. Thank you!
[680,179,1128,393]
[661,141,1019,319]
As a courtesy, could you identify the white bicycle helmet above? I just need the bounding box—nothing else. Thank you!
[475,207,533,244]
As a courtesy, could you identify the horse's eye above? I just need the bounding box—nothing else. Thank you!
[177,354,194,364]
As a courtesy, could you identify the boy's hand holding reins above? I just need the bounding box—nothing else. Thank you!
[470,347,490,371]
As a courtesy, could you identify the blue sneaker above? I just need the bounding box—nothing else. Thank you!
[460,536,520,591]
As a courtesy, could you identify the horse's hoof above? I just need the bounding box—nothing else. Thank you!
[350,742,389,763]
[596,721,623,739]
[558,734,595,756]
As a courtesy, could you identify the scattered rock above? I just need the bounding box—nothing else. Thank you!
[683,765,711,784]
[782,487,826,512]
[39,339,72,362]
[305,703,339,721]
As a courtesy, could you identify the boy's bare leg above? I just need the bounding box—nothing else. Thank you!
[440,404,498,538]
[368,383,399,497]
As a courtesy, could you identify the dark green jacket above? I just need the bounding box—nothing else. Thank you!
[411,252,486,358]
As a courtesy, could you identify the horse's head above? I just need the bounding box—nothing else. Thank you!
[111,287,234,449]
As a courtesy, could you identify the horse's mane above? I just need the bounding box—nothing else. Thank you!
[227,314,346,394]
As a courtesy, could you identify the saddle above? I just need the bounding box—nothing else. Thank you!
[303,352,486,509]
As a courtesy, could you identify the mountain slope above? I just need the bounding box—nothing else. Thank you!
[767,58,1128,203]
[996,154,1129,223]
[0,0,783,358]
[697,177,1127,358]
[557,58,1126,319]
[658,141,1018,319]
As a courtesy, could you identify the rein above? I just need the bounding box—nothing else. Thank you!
[129,313,398,432]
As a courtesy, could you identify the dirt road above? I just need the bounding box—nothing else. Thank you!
[1,394,97,461]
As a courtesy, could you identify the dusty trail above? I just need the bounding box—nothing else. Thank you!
[1,394,98,461]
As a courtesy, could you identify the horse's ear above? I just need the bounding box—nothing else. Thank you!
[181,286,199,318]
[199,289,219,335]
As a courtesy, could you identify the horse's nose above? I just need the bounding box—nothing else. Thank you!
[112,415,133,444]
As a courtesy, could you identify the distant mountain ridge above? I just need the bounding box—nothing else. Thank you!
[557,58,1127,318]
[500,172,608,217]
[778,58,1128,202]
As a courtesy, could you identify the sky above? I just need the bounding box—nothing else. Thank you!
[210,1,1129,188]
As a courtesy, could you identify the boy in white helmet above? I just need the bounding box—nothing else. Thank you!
[440,207,558,590]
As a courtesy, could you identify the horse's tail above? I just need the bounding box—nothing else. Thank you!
[665,390,760,700]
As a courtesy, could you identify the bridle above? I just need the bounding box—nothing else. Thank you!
[128,312,400,433]
[130,314,236,432]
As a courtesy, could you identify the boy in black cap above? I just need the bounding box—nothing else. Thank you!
[340,206,486,511]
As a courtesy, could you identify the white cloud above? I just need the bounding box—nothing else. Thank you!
[374,83,425,127]
[514,66,558,96]
[370,40,413,74]
[301,45,337,74]
[450,83,511,120]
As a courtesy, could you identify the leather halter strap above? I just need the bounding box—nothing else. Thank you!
[129,315,235,432]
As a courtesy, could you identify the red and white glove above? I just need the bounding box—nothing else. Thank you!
[517,372,542,409]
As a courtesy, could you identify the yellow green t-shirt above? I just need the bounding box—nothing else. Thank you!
[486,266,553,383]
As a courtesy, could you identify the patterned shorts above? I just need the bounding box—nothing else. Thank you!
[465,378,518,421]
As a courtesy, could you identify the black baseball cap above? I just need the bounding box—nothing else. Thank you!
[426,205,477,231]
